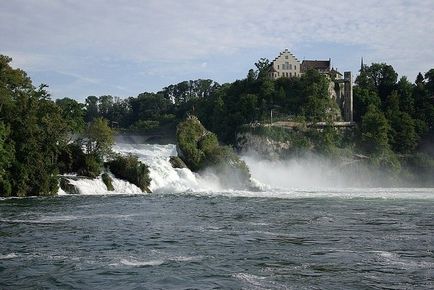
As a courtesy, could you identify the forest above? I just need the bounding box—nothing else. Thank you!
[1,54,434,196]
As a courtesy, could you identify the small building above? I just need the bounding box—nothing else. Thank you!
[267,49,302,79]
[300,59,331,74]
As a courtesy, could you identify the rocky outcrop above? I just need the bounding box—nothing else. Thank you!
[237,131,292,159]
[59,177,80,194]
[101,173,114,191]
[176,116,252,189]
[106,154,151,193]
[169,156,187,169]
[236,125,314,159]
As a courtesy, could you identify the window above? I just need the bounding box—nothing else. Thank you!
[285,62,289,70]
[289,64,292,70]
[277,65,279,69]
[294,65,296,70]
[290,72,292,77]
[285,56,288,59]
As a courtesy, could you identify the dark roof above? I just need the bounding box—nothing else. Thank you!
[330,68,342,76]
[268,64,277,73]
[301,60,331,72]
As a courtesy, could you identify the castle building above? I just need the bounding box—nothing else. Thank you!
[268,49,301,79]
[267,49,353,122]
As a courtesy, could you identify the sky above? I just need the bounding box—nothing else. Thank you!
[1,0,433,101]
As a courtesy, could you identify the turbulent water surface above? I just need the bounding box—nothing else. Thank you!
[1,144,433,289]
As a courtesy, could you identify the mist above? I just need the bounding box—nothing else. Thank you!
[241,150,399,189]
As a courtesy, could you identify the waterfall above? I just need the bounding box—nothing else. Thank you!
[112,143,223,193]
[57,143,434,199]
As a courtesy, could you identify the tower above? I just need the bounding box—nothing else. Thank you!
[343,72,353,122]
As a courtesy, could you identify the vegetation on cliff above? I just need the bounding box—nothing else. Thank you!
[0,55,151,196]
[0,55,69,196]
[176,116,251,188]
[106,154,151,193]
[1,51,434,193]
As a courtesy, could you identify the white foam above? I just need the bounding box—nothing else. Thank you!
[60,174,143,195]
[119,258,164,266]
[56,143,434,199]
[113,143,224,193]
[0,253,18,259]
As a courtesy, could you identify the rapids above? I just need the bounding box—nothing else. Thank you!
[59,143,434,200]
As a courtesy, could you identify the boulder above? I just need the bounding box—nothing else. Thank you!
[59,177,80,194]
[101,173,114,191]
[176,115,252,189]
[106,154,151,193]
[169,156,187,169]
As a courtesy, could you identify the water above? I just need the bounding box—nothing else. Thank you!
[1,143,434,289]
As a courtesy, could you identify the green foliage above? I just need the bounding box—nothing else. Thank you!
[357,63,398,105]
[403,153,434,185]
[57,143,102,178]
[176,116,209,170]
[0,122,14,195]
[56,97,85,133]
[0,55,69,196]
[176,116,251,188]
[255,58,271,80]
[107,154,151,192]
[82,117,114,159]
[101,173,114,191]
[80,154,102,178]
[388,111,419,154]
[130,120,160,131]
[360,105,390,154]
[353,86,381,122]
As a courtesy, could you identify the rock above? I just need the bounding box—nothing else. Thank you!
[169,156,187,169]
[101,173,114,191]
[59,177,80,194]
[176,115,252,189]
[106,154,151,193]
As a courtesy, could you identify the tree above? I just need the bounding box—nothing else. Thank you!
[300,70,339,121]
[82,117,114,160]
[56,97,86,133]
[85,95,99,122]
[360,105,390,153]
[255,58,270,80]
[389,111,418,154]
[396,76,415,115]
[353,86,381,122]
[0,122,14,195]
[98,95,114,119]
[425,69,434,95]
[356,63,398,107]
[0,55,69,196]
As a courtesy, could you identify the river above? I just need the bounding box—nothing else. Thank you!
[1,143,433,289]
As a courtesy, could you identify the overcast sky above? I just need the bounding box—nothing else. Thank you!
[1,0,433,101]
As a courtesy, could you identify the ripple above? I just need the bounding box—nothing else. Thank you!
[0,253,18,259]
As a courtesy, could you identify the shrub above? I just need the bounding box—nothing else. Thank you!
[107,154,151,192]
[101,173,114,191]
[176,116,252,188]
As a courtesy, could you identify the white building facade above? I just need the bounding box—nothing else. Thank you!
[268,49,301,79]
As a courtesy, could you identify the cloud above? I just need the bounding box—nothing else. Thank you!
[0,0,433,97]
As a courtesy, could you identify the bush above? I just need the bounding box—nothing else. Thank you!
[58,143,102,178]
[176,116,252,188]
[107,154,151,192]
[77,154,102,178]
[102,173,114,191]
